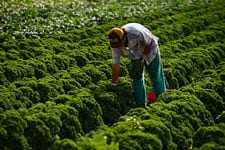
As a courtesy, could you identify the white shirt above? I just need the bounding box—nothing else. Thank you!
[111,23,158,65]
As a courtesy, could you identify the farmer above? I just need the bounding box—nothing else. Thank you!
[108,23,166,107]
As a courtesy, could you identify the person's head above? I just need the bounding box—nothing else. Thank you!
[108,27,126,48]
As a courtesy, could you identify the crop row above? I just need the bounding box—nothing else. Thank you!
[0,0,225,149]
[51,0,225,149]
[49,60,225,149]
[1,9,224,87]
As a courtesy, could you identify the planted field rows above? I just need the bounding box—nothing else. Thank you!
[0,0,225,149]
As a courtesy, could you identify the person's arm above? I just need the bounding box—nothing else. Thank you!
[111,48,121,85]
[112,64,120,85]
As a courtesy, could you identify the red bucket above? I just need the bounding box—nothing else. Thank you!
[147,91,157,103]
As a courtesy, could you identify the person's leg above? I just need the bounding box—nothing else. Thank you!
[145,47,166,97]
[129,59,146,107]
[132,73,147,107]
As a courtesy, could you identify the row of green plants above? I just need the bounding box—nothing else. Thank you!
[0,0,225,149]
[50,57,225,150]
[50,60,225,150]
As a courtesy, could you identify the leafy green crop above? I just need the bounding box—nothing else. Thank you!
[0,0,225,149]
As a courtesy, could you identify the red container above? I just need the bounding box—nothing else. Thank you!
[147,91,157,103]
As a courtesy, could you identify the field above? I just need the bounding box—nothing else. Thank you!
[0,0,225,149]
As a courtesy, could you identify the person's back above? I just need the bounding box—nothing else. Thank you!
[122,23,159,46]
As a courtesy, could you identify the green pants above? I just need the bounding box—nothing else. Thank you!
[130,48,166,107]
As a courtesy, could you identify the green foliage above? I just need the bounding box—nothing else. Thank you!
[1,0,225,149]
[94,91,121,124]
[75,126,118,150]
[74,55,89,68]
[1,60,35,82]
[181,86,225,118]
[0,85,34,111]
[94,78,135,124]
[83,64,107,84]
[24,114,53,150]
[22,102,83,149]
[55,54,73,69]
[26,59,48,79]
[163,68,180,89]
[0,92,14,112]
[163,41,225,89]
[89,60,112,79]
[118,132,162,150]
[141,119,174,150]
[47,103,83,140]
[161,92,214,124]
[193,123,225,148]
[18,86,40,104]
[112,112,175,149]
[61,88,104,133]
[154,92,213,149]
[69,68,92,87]
[0,70,9,86]
[193,142,225,150]
[51,139,81,150]
[74,89,104,133]
[198,76,225,100]
[52,127,118,150]
[216,111,225,124]
[37,54,59,74]
[0,110,29,150]
[53,71,82,93]
[0,51,6,62]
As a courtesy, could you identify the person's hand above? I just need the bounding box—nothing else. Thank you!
[109,79,117,86]
[111,83,117,86]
